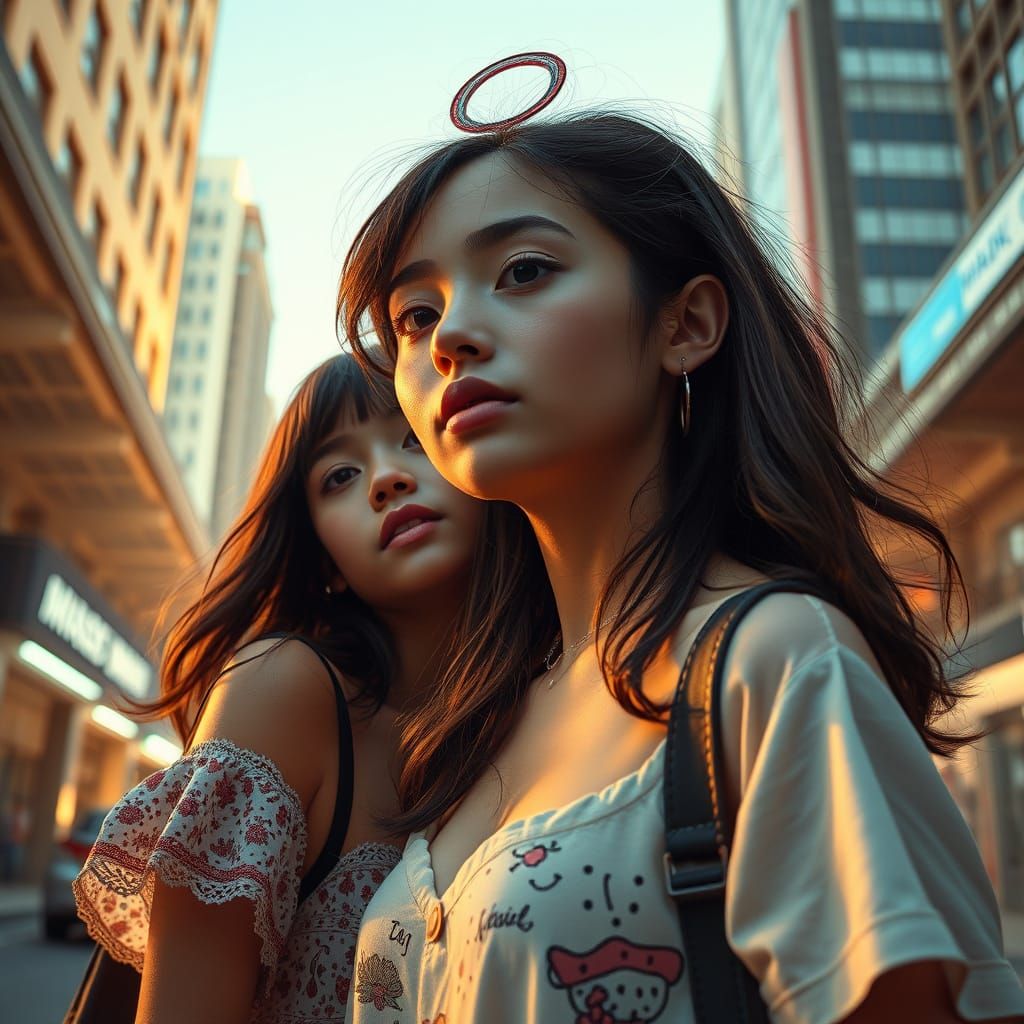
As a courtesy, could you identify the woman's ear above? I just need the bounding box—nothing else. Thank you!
[658,274,730,377]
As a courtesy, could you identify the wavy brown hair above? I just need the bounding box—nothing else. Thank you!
[337,112,972,835]
[139,354,406,742]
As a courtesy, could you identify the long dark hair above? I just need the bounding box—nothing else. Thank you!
[338,111,971,834]
[141,354,405,741]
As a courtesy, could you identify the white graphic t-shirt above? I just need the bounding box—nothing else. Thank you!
[347,594,1024,1024]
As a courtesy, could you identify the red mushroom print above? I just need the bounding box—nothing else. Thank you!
[547,937,685,1023]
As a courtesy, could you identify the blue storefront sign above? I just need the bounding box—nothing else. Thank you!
[899,167,1024,392]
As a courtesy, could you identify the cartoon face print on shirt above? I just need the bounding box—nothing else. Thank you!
[508,840,563,891]
[547,937,685,1024]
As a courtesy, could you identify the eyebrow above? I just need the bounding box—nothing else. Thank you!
[308,433,355,469]
[387,215,576,297]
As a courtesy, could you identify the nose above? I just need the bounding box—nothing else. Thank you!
[430,300,494,377]
[370,463,417,510]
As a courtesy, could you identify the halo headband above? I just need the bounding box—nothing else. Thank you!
[450,52,567,134]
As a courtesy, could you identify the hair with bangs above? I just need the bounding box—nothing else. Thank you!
[139,353,403,741]
[337,111,972,836]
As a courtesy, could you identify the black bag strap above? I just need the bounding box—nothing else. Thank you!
[664,580,831,1023]
[184,631,355,904]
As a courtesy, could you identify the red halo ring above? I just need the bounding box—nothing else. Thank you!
[450,52,567,134]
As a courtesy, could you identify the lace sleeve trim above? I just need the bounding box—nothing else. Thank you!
[73,736,308,993]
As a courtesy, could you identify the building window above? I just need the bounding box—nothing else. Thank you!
[127,139,145,207]
[192,208,206,226]
[189,38,203,91]
[208,241,219,258]
[975,146,994,194]
[80,5,107,92]
[211,209,224,228]
[205,272,216,290]
[110,254,126,305]
[179,0,192,45]
[107,75,128,153]
[163,86,178,144]
[183,272,197,290]
[20,43,52,123]
[183,449,194,468]
[176,131,191,192]
[148,29,165,93]
[180,305,194,325]
[129,0,148,38]
[187,239,202,258]
[995,118,1015,171]
[954,0,972,40]
[166,408,179,430]
[196,339,207,358]
[146,193,161,252]
[199,305,212,325]
[192,375,202,394]
[987,68,1009,122]
[188,410,199,430]
[54,131,83,201]
[83,199,107,258]
[170,373,183,395]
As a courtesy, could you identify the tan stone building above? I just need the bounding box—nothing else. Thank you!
[0,0,217,897]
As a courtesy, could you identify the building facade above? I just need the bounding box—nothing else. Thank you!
[725,0,967,365]
[857,0,1024,918]
[0,0,217,888]
[163,157,273,538]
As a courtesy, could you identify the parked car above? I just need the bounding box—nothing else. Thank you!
[43,807,109,941]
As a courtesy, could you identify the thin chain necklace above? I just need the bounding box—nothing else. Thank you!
[542,617,613,690]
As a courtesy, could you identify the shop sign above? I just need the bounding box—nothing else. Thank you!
[36,573,152,698]
[0,534,156,701]
[899,167,1024,392]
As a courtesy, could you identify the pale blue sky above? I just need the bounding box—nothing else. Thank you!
[198,1,726,411]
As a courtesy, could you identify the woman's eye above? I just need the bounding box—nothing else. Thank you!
[497,257,556,289]
[323,466,358,492]
[393,306,438,338]
[401,429,423,451]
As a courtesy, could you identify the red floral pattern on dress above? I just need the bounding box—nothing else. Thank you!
[72,737,400,1023]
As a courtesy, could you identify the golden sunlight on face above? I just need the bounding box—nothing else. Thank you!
[387,153,673,505]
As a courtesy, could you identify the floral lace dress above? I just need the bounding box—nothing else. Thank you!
[74,738,401,1021]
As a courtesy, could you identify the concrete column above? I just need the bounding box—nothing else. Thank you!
[23,700,85,884]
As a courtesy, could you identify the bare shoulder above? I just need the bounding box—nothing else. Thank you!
[189,637,341,808]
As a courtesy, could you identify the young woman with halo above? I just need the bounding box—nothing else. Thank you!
[335,53,1024,1024]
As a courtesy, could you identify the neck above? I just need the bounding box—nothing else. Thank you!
[525,443,667,652]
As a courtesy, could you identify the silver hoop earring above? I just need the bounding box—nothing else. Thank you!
[680,358,691,438]
[324,584,333,596]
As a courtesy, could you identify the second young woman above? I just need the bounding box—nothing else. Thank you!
[73,353,485,1023]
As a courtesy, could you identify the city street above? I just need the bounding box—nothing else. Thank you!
[0,916,92,1024]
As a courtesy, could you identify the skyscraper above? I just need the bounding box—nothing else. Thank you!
[163,157,273,537]
[725,0,967,365]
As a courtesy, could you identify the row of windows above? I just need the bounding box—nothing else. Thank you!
[847,109,956,143]
[173,337,209,359]
[168,373,204,396]
[182,270,218,291]
[191,207,225,228]
[833,0,941,21]
[854,174,965,208]
[176,304,214,327]
[861,275,932,315]
[843,80,953,113]
[165,407,202,432]
[840,46,950,82]
[860,242,951,276]
[854,207,967,244]
[186,239,221,260]
[837,18,943,50]
[849,141,963,176]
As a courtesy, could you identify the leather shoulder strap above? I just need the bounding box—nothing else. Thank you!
[664,579,832,1024]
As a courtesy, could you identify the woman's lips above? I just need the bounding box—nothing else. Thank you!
[445,399,514,436]
[439,377,518,434]
[379,504,442,549]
